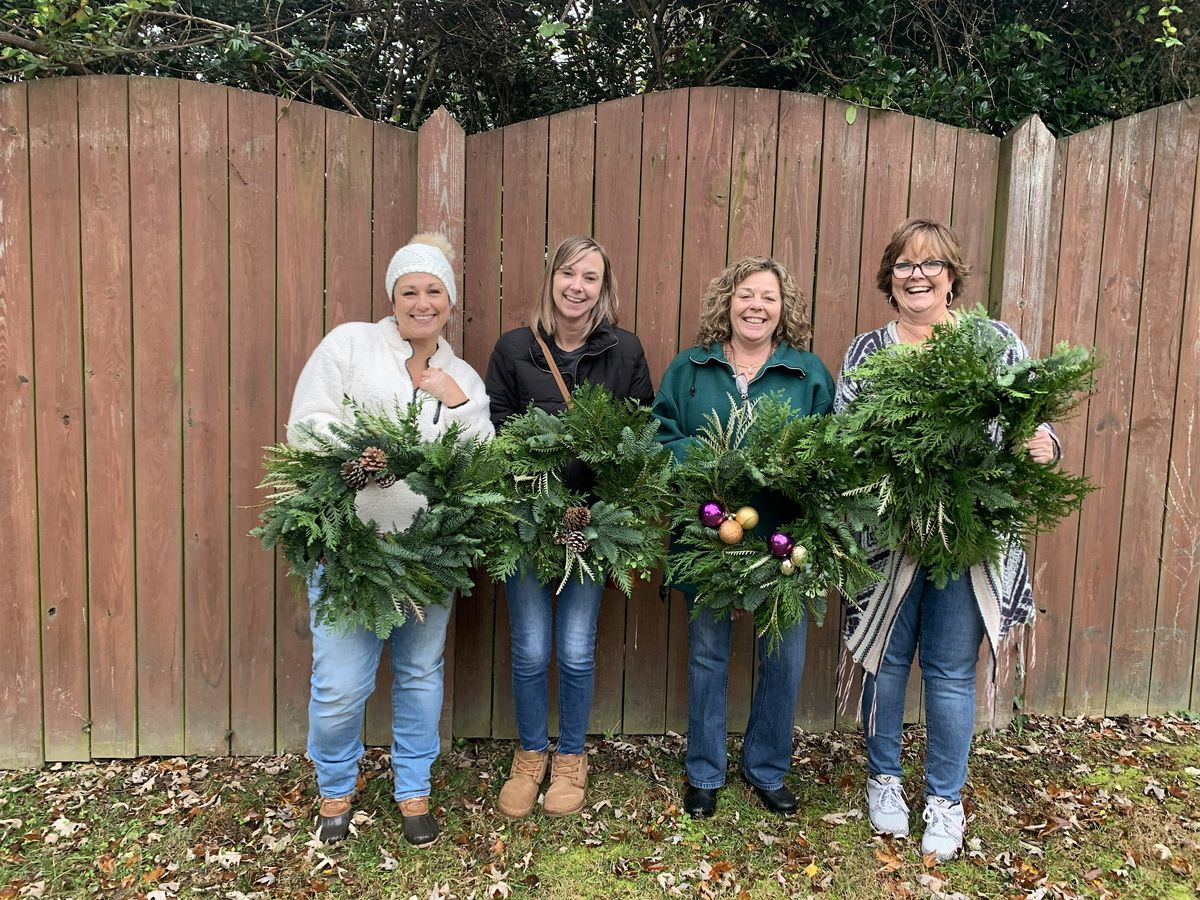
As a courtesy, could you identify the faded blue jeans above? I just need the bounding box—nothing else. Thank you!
[862,568,985,802]
[505,568,604,756]
[686,596,808,790]
[306,572,453,802]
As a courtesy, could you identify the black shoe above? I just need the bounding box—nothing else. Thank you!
[683,784,718,818]
[316,797,353,843]
[398,797,439,847]
[742,775,797,814]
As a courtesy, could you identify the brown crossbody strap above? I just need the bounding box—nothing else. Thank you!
[531,327,574,410]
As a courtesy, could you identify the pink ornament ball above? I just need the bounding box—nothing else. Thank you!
[700,502,726,528]
[768,531,795,558]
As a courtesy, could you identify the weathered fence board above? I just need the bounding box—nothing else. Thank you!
[129,76,185,756]
[3,77,1199,765]
[181,80,232,756]
[79,76,137,759]
[0,82,43,768]
[228,86,279,756]
[29,77,90,763]
[1067,111,1156,717]
[1027,125,1112,716]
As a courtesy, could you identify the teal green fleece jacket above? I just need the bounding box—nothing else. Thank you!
[651,341,835,553]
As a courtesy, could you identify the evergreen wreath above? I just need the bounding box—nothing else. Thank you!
[253,399,504,637]
[485,382,672,595]
[667,395,879,645]
[838,307,1098,586]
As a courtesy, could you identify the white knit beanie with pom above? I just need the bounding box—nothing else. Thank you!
[385,232,457,307]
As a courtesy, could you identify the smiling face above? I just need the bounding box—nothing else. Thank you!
[550,248,605,328]
[889,235,955,323]
[391,271,451,342]
[728,269,782,347]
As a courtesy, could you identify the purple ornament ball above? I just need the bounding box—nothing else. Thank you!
[699,501,726,528]
[768,531,795,558]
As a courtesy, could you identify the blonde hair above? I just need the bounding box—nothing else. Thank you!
[529,236,619,337]
[875,218,971,300]
[695,257,810,348]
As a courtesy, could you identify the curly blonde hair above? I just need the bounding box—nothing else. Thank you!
[694,257,810,348]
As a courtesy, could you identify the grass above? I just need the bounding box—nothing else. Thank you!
[2,715,1199,898]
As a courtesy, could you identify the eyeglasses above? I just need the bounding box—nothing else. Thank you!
[891,259,947,278]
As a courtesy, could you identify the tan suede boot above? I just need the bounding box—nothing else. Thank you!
[497,748,548,818]
[543,752,588,817]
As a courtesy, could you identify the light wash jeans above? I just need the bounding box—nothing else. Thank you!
[306,573,453,802]
[685,596,808,790]
[862,568,985,802]
[504,568,603,756]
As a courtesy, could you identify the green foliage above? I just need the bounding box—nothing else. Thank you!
[838,308,1098,586]
[668,396,879,646]
[3,1,1195,138]
[252,399,506,638]
[485,383,672,596]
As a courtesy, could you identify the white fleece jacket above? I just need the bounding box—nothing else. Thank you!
[287,317,494,533]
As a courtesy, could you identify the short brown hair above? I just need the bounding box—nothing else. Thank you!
[695,257,811,348]
[530,236,619,337]
[875,218,971,300]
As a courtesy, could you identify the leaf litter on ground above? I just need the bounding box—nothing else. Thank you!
[0,715,1198,898]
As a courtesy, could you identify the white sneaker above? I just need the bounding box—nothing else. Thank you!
[865,774,910,836]
[921,796,965,860]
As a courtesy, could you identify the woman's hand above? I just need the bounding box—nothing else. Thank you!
[1025,426,1056,464]
[417,366,469,407]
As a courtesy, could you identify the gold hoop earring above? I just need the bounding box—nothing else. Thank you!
[946,290,954,308]
[888,294,899,311]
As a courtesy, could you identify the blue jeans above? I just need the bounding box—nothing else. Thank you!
[686,597,808,790]
[505,569,603,756]
[306,575,453,802]
[862,568,985,802]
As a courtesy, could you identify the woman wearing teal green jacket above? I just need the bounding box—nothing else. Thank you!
[652,256,834,820]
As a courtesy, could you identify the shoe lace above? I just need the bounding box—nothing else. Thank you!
[554,755,584,779]
[513,752,545,777]
[872,780,907,814]
[922,802,963,839]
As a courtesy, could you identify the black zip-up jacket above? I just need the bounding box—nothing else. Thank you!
[485,320,654,490]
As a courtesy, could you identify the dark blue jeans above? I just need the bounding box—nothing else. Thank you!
[505,568,603,756]
[862,568,985,801]
[686,597,808,790]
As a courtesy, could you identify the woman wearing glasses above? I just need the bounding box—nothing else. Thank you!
[652,256,834,819]
[836,219,1060,860]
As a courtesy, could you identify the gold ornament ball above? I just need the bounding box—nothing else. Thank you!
[780,559,796,576]
[733,505,760,530]
[718,518,744,545]
[789,545,808,566]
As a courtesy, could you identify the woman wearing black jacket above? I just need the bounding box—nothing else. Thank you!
[485,235,653,819]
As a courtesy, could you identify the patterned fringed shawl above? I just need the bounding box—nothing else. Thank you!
[834,319,1057,683]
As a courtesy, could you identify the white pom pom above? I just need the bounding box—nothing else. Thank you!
[409,232,455,265]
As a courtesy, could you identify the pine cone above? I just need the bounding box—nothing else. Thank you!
[375,472,397,489]
[565,531,589,554]
[359,446,388,472]
[553,530,568,545]
[340,459,370,491]
[562,506,592,530]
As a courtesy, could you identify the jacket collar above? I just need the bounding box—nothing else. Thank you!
[529,320,618,369]
[377,316,453,367]
[686,340,808,377]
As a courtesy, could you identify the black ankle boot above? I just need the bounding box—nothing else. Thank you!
[684,784,718,818]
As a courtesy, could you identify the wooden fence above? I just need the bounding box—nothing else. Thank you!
[0,77,1196,766]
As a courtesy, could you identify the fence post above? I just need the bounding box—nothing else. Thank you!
[417,107,467,354]
[990,114,1057,350]
[988,113,1058,729]
[417,107,466,747]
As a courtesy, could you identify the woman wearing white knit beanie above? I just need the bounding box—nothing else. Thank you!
[287,233,494,848]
